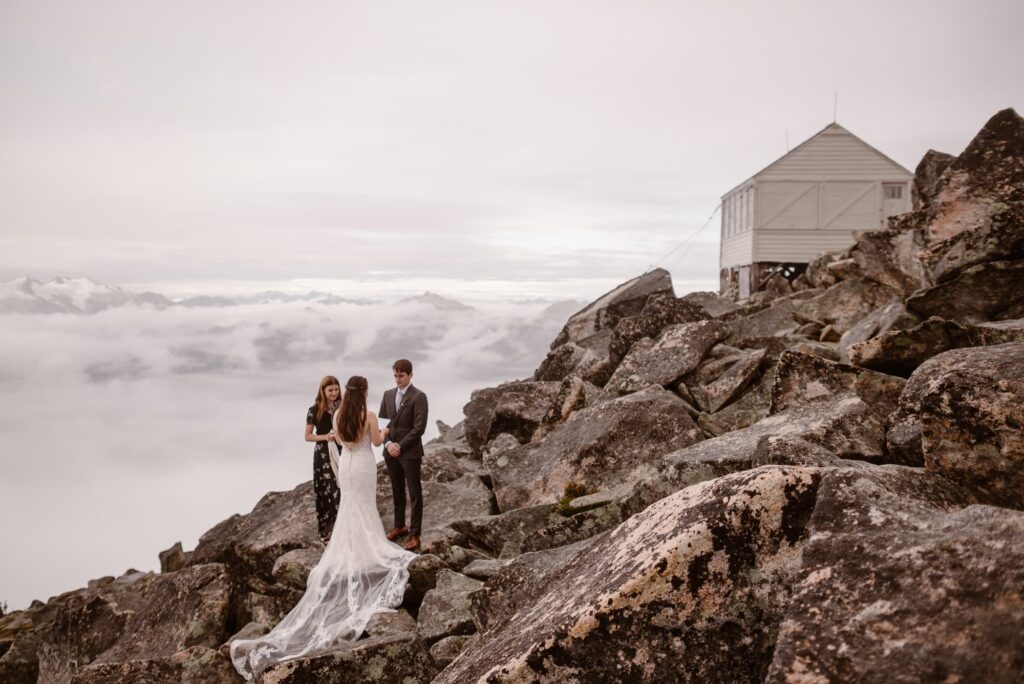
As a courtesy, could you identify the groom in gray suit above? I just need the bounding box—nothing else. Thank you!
[379,358,428,551]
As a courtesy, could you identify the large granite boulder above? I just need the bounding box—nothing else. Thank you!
[769,351,905,416]
[416,570,483,644]
[462,380,561,456]
[433,419,467,445]
[69,646,236,684]
[724,291,819,340]
[623,352,905,512]
[429,634,475,670]
[531,341,605,383]
[691,347,767,414]
[158,542,190,573]
[684,343,748,387]
[0,632,38,684]
[35,565,232,684]
[767,466,1023,684]
[922,200,1024,283]
[850,226,931,298]
[84,566,231,666]
[679,290,740,317]
[605,320,731,395]
[837,300,920,363]
[885,409,924,466]
[549,268,674,352]
[468,542,585,634]
[607,292,710,366]
[363,609,417,640]
[434,467,822,684]
[461,559,509,581]
[911,148,956,211]
[35,594,128,684]
[906,258,1024,323]
[849,316,956,377]
[709,364,776,432]
[403,554,447,608]
[537,374,611,437]
[188,482,320,588]
[484,385,703,511]
[849,315,1024,376]
[918,107,1024,246]
[647,399,887,510]
[271,548,323,590]
[519,499,626,554]
[258,633,439,683]
[452,498,624,558]
[794,276,900,332]
[450,504,562,557]
[911,343,1024,509]
[854,110,1024,297]
[0,586,108,684]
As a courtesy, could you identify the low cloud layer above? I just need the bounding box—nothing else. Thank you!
[0,294,579,609]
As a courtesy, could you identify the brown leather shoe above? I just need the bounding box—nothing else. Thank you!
[402,535,421,551]
[386,526,409,542]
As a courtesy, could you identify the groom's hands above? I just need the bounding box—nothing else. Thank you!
[386,442,402,457]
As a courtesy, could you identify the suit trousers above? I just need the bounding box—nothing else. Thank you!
[385,455,423,535]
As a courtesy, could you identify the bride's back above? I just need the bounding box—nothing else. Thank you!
[332,409,376,487]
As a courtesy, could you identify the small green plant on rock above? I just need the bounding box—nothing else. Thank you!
[557,481,591,515]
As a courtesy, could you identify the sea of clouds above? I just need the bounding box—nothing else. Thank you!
[0,290,589,610]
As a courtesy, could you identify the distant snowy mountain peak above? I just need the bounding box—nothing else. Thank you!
[398,291,475,311]
[0,277,514,315]
[0,276,172,314]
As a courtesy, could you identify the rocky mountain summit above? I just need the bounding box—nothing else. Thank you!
[3,109,1023,683]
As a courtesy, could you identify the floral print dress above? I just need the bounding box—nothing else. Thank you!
[307,405,340,542]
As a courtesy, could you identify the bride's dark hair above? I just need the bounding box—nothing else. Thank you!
[336,375,368,442]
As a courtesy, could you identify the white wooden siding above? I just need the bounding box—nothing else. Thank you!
[819,181,878,231]
[755,230,865,262]
[720,232,754,268]
[760,181,818,229]
[758,125,910,181]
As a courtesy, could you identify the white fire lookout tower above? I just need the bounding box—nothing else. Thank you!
[719,123,913,299]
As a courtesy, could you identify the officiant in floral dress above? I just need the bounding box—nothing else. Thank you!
[305,375,342,543]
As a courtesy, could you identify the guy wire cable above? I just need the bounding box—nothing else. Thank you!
[645,202,721,273]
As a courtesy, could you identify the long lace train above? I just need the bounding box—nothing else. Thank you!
[231,424,416,680]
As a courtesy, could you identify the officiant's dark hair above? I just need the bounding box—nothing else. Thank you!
[392,359,413,374]
[337,376,368,442]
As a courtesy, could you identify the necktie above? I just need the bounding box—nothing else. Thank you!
[395,389,404,414]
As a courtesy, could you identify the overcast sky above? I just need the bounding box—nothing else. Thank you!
[1,0,1021,290]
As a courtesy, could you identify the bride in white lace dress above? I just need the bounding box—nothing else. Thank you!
[231,375,418,680]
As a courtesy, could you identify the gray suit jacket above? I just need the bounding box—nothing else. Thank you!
[379,385,428,460]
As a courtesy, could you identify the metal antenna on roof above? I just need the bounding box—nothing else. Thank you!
[833,91,838,123]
